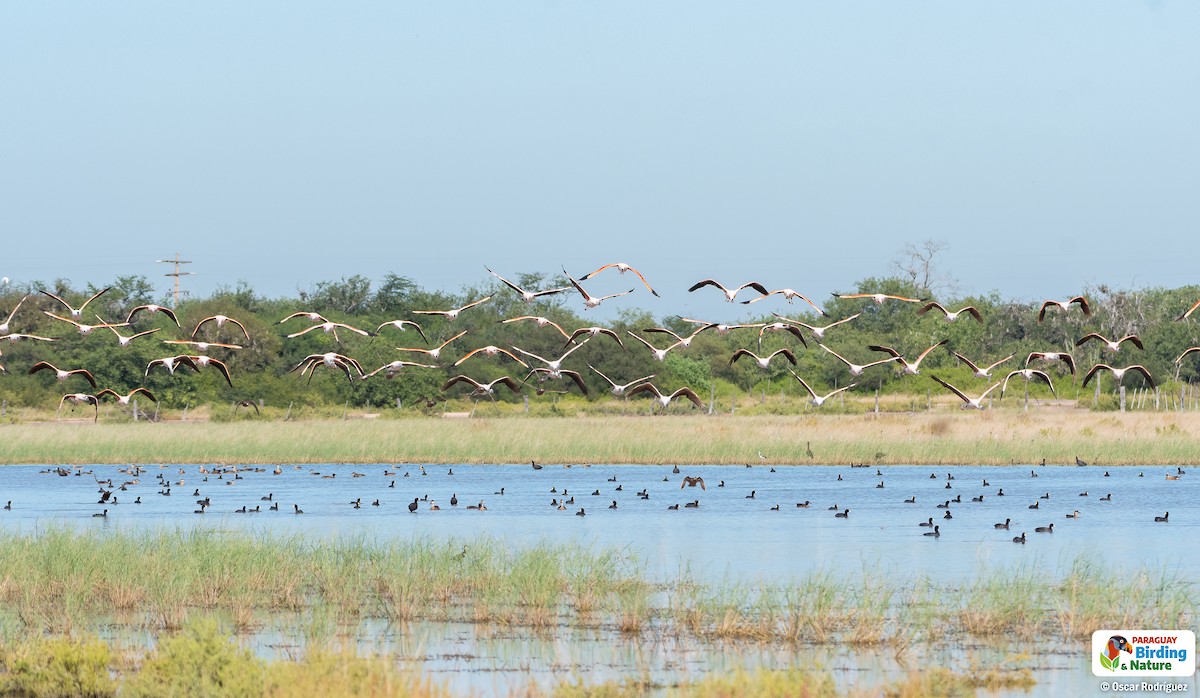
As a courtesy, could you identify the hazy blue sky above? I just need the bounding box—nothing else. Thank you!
[3,2,1197,322]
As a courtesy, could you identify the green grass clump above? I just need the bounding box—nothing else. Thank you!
[120,616,265,698]
[0,636,115,698]
[264,652,451,698]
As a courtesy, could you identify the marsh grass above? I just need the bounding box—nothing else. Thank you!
[7,410,1200,465]
[0,530,1192,667]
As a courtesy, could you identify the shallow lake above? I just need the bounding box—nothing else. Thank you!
[4,462,1195,584]
[4,462,1196,695]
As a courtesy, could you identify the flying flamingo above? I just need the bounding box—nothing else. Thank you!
[29,361,97,388]
[868,340,948,375]
[453,345,529,368]
[626,383,703,410]
[587,364,655,396]
[917,302,982,322]
[441,375,524,400]
[192,315,251,341]
[40,288,109,319]
[58,393,100,422]
[771,312,860,340]
[375,319,428,343]
[741,288,828,316]
[562,325,624,348]
[502,316,570,340]
[951,351,1015,378]
[0,296,28,334]
[1026,351,1076,375]
[818,344,901,376]
[563,269,633,309]
[836,292,922,305]
[929,375,1002,410]
[789,371,858,407]
[413,296,493,321]
[688,279,768,302]
[97,387,157,405]
[578,262,659,297]
[396,331,467,360]
[1081,364,1154,388]
[730,348,797,369]
[362,360,439,379]
[1038,297,1090,322]
[486,267,571,302]
[1000,369,1056,399]
[626,331,684,361]
[1075,333,1144,352]
[126,304,180,327]
[42,312,127,335]
[289,352,365,382]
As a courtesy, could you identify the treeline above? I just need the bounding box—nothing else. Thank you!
[1,271,1199,414]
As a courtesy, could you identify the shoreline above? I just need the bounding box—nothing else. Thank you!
[2,411,1199,466]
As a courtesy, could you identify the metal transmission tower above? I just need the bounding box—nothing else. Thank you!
[157,254,194,309]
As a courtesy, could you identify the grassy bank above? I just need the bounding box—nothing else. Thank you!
[0,530,1191,645]
[3,411,1200,465]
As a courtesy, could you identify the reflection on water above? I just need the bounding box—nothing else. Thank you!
[3,462,1195,695]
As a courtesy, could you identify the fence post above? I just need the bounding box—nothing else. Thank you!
[1119,386,1126,413]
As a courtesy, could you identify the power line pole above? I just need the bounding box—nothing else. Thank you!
[156,254,194,309]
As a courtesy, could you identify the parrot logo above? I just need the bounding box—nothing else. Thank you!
[1100,635,1133,671]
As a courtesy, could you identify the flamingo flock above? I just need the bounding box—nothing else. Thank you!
[2,263,1197,422]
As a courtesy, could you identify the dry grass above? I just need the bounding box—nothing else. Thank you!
[4,410,1200,465]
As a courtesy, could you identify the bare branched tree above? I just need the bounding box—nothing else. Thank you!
[891,239,958,298]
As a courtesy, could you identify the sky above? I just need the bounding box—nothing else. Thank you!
[2,2,1198,323]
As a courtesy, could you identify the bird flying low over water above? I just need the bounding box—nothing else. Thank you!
[688,279,768,302]
[952,352,1014,379]
[789,371,858,407]
[486,267,571,303]
[126,304,180,327]
[1081,364,1155,389]
[40,288,109,319]
[563,269,634,309]
[1037,296,1090,322]
[626,383,703,409]
[836,292,922,305]
[193,315,251,341]
[869,340,948,375]
[441,374,523,399]
[1075,333,1143,352]
[413,296,493,321]
[929,375,1002,410]
[917,302,982,322]
[681,476,706,489]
